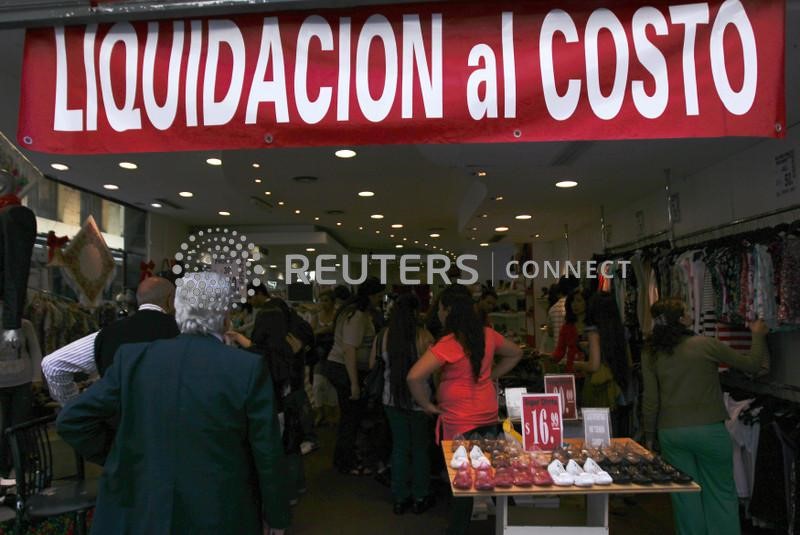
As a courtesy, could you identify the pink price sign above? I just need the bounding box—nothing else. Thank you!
[544,374,578,420]
[521,394,563,452]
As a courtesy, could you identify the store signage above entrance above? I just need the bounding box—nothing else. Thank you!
[18,0,785,154]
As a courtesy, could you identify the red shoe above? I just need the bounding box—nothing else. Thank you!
[532,467,554,486]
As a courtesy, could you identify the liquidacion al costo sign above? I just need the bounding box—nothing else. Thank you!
[18,0,785,154]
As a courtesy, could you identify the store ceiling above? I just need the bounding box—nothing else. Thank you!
[1,9,799,255]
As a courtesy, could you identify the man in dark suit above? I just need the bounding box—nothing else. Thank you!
[56,272,289,535]
[94,277,180,376]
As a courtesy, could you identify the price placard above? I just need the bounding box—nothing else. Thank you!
[543,374,578,420]
[582,408,612,448]
[521,394,563,452]
[504,387,528,421]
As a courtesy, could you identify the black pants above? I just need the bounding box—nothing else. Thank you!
[0,383,32,476]
[325,362,364,472]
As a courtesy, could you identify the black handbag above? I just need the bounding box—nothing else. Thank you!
[361,331,385,405]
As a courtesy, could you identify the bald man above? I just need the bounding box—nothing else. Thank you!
[42,277,180,404]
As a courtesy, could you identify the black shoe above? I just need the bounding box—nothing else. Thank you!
[672,470,693,484]
[412,495,436,514]
[393,498,412,515]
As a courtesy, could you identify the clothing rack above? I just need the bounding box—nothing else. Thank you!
[721,371,800,405]
[604,203,800,257]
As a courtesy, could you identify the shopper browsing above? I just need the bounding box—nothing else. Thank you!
[642,297,770,535]
[369,293,435,515]
[407,285,523,535]
[56,271,289,535]
[311,290,338,427]
[324,277,384,475]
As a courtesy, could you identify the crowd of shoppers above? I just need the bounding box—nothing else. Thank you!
[24,269,771,535]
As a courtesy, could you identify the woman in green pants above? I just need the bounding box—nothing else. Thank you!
[370,293,435,515]
[642,298,770,535]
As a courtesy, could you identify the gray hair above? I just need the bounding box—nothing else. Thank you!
[174,271,233,336]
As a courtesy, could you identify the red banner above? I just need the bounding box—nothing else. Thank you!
[521,393,563,452]
[18,0,785,154]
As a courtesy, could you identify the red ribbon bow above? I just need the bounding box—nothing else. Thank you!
[46,231,69,262]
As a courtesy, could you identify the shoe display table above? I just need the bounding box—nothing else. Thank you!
[443,438,700,535]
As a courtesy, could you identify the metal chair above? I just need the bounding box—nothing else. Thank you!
[5,415,97,535]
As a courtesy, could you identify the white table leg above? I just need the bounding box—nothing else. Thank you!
[495,495,508,534]
[586,494,609,528]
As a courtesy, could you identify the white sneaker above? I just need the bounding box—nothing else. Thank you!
[547,460,574,486]
[469,445,484,462]
[582,459,613,485]
[565,460,595,487]
[451,445,469,469]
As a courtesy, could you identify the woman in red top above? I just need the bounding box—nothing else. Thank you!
[408,285,522,535]
[551,290,588,372]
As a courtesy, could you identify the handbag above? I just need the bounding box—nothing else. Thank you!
[360,330,385,406]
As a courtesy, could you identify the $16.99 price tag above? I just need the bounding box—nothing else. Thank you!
[521,394,563,452]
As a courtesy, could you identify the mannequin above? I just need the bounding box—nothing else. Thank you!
[0,168,36,350]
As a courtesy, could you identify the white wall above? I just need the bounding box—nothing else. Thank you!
[563,125,800,260]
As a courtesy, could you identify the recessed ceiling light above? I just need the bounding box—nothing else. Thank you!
[495,226,509,232]
[481,213,488,218]
[535,234,541,238]
[358,226,364,230]
[493,195,504,201]
[103,184,119,190]
[389,234,395,238]
[556,180,578,188]
[335,149,357,158]
[424,243,429,246]
[50,163,69,171]
[414,240,419,244]
[264,191,272,196]
[278,201,285,206]
[206,158,222,166]
[254,178,262,184]
[396,244,403,249]
[403,238,407,241]
[118,162,137,170]
[370,214,384,219]
[515,214,532,220]
[336,222,342,226]
[269,264,278,268]
[252,163,260,168]
[376,230,381,234]
[391,224,403,229]
[470,237,476,240]
[429,233,440,238]
[150,202,162,208]
[335,263,341,267]
[480,242,489,247]
[471,227,477,231]
[294,209,301,214]
[179,191,194,198]
[218,211,231,216]
[358,191,375,197]
[314,217,320,221]
[306,248,316,252]
[477,170,487,177]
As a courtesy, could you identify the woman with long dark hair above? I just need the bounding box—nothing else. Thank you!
[407,285,522,535]
[642,298,769,535]
[226,307,306,506]
[551,290,588,372]
[368,293,434,515]
[324,277,384,475]
[576,293,630,411]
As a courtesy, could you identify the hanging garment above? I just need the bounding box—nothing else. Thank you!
[753,244,777,328]
[750,421,789,530]
[700,267,718,337]
[778,236,800,325]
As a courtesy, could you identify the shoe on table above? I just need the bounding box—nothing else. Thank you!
[451,445,469,469]
[547,460,574,486]
[582,459,613,485]
[565,460,594,487]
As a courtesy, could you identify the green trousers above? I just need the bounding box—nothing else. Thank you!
[384,405,431,501]
[659,422,740,535]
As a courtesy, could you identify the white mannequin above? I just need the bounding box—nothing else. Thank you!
[0,304,42,384]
